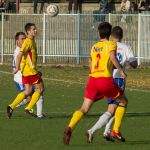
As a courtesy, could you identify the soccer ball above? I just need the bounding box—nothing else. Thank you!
[46,4,59,17]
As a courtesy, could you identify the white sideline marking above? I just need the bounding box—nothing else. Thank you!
[0,70,150,93]
[0,70,81,84]
[43,77,83,84]
[0,70,12,74]
[126,88,150,93]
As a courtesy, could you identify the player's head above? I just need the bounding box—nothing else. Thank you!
[24,23,37,37]
[98,22,112,40]
[15,32,26,48]
[111,26,123,42]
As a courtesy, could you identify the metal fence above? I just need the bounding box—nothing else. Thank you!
[0,13,150,65]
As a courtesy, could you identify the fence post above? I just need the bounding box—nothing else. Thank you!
[77,13,80,65]
[1,13,4,65]
[42,13,46,64]
[108,13,111,23]
[137,13,141,66]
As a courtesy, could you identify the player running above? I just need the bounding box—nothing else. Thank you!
[12,31,45,118]
[7,23,45,119]
[63,22,128,145]
[86,26,137,142]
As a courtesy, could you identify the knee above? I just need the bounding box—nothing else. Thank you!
[79,108,88,114]
[35,88,44,94]
[107,104,117,115]
[24,89,32,96]
[35,87,44,94]
[119,98,128,107]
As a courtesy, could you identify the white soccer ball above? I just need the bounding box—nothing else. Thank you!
[46,4,59,17]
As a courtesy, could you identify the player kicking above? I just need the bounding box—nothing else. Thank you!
[12,31,45,118]
[7,23,45,119]
[86,26,137,142]
[63,22,128,145]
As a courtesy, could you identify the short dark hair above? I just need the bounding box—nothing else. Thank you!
[15,32,25,40]
[111,26,123,40]
[98,22,112,39]
[24,23,35,33]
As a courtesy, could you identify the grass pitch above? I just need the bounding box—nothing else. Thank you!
[0,65,150,150]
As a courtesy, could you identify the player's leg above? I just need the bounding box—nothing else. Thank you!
[7,84,32,118]
[33,0,38,14]
[103,99,119,140]
[68,0,73,13]
[14,82,37,117]
[78,0,82,13]
[25,80,44,112]
[28,86,45,118]
[63,98,94,145]
[98,77,127,141]
[15,81,44,118]
[73,0,78,13]
[36,95,45,118]
[87,103,117,143]
[103,116,114,137]
[103,78,127,141]
[14,82,31,107]
[111,93,128,142]
[16,96,31,107]
[9,84,31,109]
[69,98,93,129]
[63,76,102,144]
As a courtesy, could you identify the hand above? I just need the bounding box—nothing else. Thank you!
[12,68,19,74]
[37,71,42,76]
[120,71,127,79]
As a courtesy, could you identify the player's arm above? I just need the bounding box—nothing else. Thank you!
[89,46,93,70]
[13,40,28,74]
[127,45,138,69]
[110,50,127,79]
[13,52,23,74]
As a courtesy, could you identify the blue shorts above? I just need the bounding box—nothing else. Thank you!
[107,78,126,105]
[14,81,25,92]
[14,81,35,93]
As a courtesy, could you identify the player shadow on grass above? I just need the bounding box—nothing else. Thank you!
[66,144,99,147]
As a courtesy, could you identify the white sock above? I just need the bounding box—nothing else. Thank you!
[89,112,112,135]
[103,116,114,135]
[16,99,28,107]
[36,96,43,117]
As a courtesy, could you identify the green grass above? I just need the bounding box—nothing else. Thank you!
[0,65,150,150]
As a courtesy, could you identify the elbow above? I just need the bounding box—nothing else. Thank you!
[110,55,115,63]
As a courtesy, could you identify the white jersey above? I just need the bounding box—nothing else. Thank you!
[113,42,137,78]
[13,46,22,83]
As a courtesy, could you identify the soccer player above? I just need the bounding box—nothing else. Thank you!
[7,23,45,119]
[63,22,128,145]
[12,31,45,118]
[86,26,137,142]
